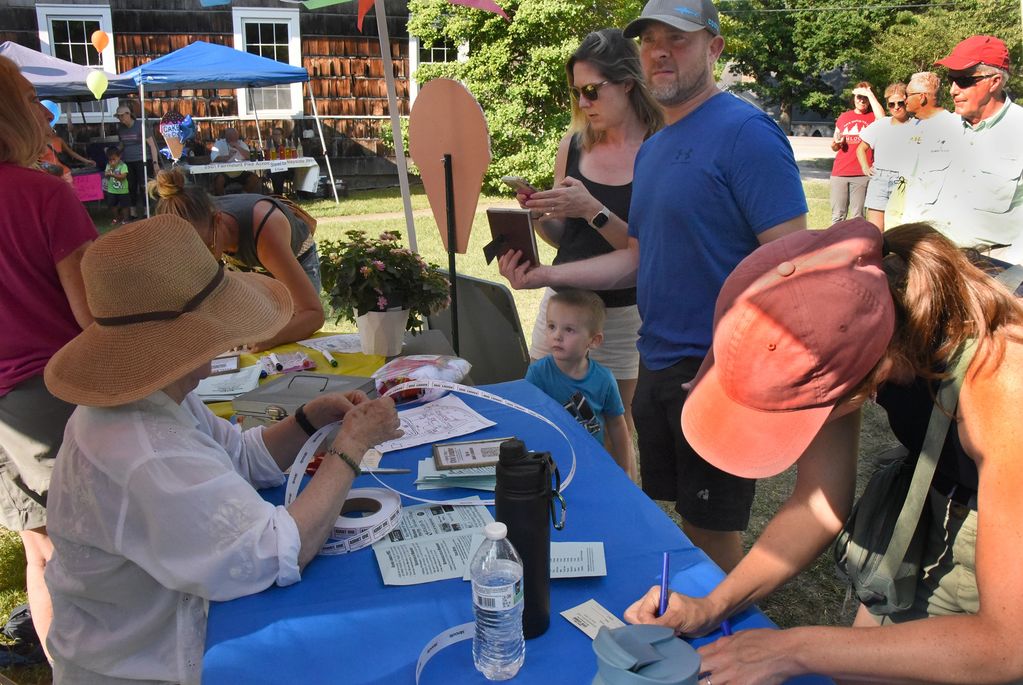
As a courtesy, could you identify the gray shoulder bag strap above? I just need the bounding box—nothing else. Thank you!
[878,262,1023,579]
[876,338,975,582]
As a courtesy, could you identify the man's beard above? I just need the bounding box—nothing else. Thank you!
[649,69,710,107]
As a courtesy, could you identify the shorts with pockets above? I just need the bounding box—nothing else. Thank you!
[633,358,756,531]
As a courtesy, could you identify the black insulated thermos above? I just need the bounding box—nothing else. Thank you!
[494,438,561,639]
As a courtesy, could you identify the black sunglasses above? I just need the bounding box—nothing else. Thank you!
[950,73,995,89]
[887,100,906,108]
[570,80,611,101]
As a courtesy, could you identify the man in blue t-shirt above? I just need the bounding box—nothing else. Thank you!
[499,0,808,571]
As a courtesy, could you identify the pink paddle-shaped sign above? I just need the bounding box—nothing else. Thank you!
[408,79,491,254]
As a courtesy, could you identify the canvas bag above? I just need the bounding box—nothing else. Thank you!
[833,338,975,614]
[835,264,1023,614]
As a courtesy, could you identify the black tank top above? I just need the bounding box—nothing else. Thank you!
[215,194,312,272]
[875,377,978,501]
[551,135,637,309]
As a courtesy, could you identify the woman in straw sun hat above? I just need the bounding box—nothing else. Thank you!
[0,55,98,660]
[625,218,1023,684]
[42,215,401,684]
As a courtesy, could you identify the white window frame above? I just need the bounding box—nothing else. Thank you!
[35,4,118,124]
[408,35,468,102]
[232,7,303,118]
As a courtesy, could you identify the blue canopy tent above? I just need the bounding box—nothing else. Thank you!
[120,41,338,213]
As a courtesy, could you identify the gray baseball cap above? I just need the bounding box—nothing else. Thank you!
[623,0,721,38]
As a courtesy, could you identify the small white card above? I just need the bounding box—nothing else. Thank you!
[269,160,288,173]
[560,599,626,640]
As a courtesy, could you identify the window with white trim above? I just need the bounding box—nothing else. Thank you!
[35,4,117,122]
[232,8,302,117]
[408,35,468,102]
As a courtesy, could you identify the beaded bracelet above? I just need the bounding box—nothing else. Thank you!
[326,447,362,478]
[293,403,317,437]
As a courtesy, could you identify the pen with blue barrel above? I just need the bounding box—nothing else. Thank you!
[658,551,670,617]
[720,618,733,636]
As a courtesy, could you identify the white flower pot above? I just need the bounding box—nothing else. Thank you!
[356,309,408,356]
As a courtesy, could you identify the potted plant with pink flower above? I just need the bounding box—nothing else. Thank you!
[319,229,449,355]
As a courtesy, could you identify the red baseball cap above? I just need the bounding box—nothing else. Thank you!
[935,35,1011,71]
[681,219,895,479]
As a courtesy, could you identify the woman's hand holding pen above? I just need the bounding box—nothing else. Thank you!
[523,177,598,222]
[623,585,721,637]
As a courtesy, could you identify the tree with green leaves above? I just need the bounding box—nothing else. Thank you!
[407,0,643,190]
[720,0,900,133]
[863,0,1022,103]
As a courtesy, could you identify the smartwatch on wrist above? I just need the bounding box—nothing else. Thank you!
[589,206,611,229]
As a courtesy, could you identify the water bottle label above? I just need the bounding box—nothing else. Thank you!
[472,578,523,611]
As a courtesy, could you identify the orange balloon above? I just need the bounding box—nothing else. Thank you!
[91,30,109,53]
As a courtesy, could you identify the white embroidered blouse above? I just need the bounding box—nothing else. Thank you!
[45,391,301,684]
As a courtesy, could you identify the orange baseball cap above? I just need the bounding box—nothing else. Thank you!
[681,219,895,479]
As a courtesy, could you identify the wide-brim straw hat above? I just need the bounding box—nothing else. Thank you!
[45,215,293,407]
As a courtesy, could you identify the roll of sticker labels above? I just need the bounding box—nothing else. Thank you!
[283,381,576,555]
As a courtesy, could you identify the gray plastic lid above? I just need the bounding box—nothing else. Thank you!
[592,625,700,685]
[483,522,507,540]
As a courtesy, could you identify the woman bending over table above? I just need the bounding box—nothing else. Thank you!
[0,56,97,661]
[152,168,323,352]
[517,29,663,479]
[42,215,401,684]
[626,219,1023,684]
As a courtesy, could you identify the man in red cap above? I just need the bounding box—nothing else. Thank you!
[902,35,1022,263]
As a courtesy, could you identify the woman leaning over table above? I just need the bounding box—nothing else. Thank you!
[626,219,1023,684]
[518,29,663,480]
[41,215,402,684]
[0,56,97,661]
[151,168,324,352]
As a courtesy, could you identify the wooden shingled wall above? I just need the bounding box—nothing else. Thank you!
[105,0,412,148]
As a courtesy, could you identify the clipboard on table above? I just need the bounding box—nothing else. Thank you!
[483,208,540,266]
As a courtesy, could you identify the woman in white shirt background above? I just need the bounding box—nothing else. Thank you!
[857,82,914,230]
[41,215,401,684]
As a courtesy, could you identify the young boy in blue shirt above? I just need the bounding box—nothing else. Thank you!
[525,289,635,479]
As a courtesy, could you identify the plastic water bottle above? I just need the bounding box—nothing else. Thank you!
[470,522,525,680]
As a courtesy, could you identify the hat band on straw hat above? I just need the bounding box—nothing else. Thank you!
[94,263,226,327]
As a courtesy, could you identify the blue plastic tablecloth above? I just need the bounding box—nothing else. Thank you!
[204,380,832,684]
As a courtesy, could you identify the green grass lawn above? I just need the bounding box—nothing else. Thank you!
[0,177,862,683]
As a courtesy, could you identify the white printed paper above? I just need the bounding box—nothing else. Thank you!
[297,333,363,354]
[550,542,608,578]
[373,500,494,585]
[461,540,607,580]
[560,599,626,639]
[376,395,495,453]
[195,364,262,402]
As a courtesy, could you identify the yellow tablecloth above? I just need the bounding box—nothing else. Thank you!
[207,334,385,419]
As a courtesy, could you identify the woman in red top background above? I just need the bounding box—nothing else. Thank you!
[829,82,883,224]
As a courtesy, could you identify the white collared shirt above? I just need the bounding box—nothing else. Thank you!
[903,100,1023,259]
[45,391,300,684]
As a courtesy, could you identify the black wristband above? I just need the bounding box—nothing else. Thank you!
[293,403,317,437]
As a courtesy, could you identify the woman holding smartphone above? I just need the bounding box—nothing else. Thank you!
[515,29,662,480]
